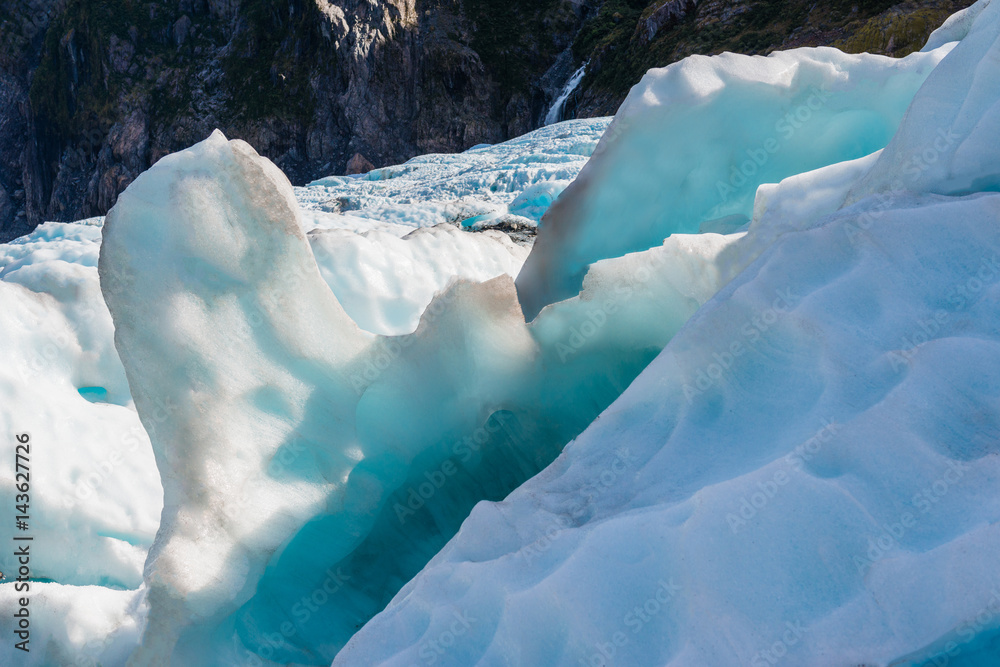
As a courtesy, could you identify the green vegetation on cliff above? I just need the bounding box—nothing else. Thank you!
[28,0,331,164]
[460,0,575,95]
[570,0,974,113]
[222,0,330,122]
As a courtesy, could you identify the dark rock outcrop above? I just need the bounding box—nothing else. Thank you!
[640,0,698,43]
[345,152,375,175]
[0,0,591,241]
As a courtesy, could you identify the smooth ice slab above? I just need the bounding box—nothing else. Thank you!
[515,42,953,319]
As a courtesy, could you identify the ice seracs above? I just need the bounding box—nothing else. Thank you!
[0,119,609,664]
[296,117,610,236]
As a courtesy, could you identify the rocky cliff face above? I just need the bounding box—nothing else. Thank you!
[0,0,587,240]
[0,0,974,242]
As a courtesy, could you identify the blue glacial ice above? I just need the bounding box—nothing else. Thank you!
[341,1,1000,665]
[515,41,955,319]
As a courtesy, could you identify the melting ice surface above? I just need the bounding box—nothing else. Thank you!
[2,0,1000,664]
[97,130,729,665]
[516,43,953,319]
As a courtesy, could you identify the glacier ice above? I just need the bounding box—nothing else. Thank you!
[0,128,590,664]
[848,0,1000,203]
[96,130,733,665]
[922,0,994,51]
[296,118,610,234]
[515,42,954,320]
[308,226,527,335]
[0,222,162,591]
[339,2,1000,665]
[343,189,1000,666]
[2,0,1000,663]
